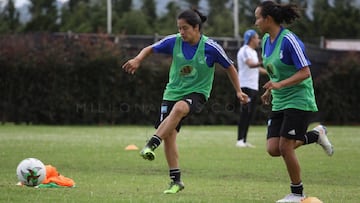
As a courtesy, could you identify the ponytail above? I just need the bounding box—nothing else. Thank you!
[178,9,207,30]
[193,9,207,24]
[259,1,300,24]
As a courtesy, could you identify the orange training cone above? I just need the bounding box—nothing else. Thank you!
[301,197,323,203]
[125,144,139,150]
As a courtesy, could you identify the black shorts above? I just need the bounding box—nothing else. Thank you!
[154,93,206,132]
[266,108,312,142]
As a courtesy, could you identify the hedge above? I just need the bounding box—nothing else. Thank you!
[0,34,359,125]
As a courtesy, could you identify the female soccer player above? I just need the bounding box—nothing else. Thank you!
[255,1,334,202]
[122,9,248,194]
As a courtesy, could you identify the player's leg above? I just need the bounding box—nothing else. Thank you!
[276,109,309,202]
[141,93,205,160]
[155,100,190,139]
[163,130,184,194]
[267,137,281,156]
[303,124,334,156]
[164,130,179,170]
[143,100,188,154]
[140,99,190,160]
[161,93,205,193]
[279,136,301,187]
[140,101,180,161]
[266,110,283,156]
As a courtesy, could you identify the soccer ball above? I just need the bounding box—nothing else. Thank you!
[16,158,46,186]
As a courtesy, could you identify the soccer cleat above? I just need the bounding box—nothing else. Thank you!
[276,193,305,203]
[313,125,334,156]
[235,140,247,148]
[140,146,155,161]
[163,181,185,194]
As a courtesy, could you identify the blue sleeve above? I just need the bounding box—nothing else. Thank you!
[205,39,233,68]
[281,34,311,70]
[151,34,176,55]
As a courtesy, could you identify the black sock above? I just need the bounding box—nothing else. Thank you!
[303,130,319,145]
[291,182,303,195]
[146,135,162,150]
[169,168,181,183]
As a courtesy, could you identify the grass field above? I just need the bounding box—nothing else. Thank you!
[0,124,359,203]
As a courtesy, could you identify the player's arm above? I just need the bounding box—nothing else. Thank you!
[225,64,249,104]
[122,45,153,74]
[263,66,311,90]
[210,41,249,103]
[261,88,271,105]
[263,35,311,90]
[122,35,176,74]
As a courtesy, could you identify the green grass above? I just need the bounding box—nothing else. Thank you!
[0,124,359,203]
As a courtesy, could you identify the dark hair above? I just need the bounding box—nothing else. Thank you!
[259,1,300,24]
[177,9,207,30]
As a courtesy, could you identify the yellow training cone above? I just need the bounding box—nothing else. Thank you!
[125,144,139,151]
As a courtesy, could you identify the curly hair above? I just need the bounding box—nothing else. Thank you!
[259,1,301,24]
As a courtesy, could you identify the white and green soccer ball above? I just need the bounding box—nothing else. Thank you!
[16,158,46,186]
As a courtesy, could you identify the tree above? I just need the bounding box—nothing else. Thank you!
[184,0,201,9]
[291,0,360,40]
[68,0,90,12]
[0,0,21,33]
[155,2,180,35]
[141,0,157,28]
[60,1,109,33]
[206,0,233,36]
[60,1,93,32]
[316,0,360,38]
[113,0,132,18]
[24,0,59,32]
[88,4,107,33]
[114,10,152,34]
[234,0,262,37]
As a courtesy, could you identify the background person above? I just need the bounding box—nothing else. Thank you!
[236,29,267,148]
[122,8,248,194]
[255,1,334,202]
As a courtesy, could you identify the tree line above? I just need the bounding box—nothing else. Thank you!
[1,0,360,125]
[0,0,360,39]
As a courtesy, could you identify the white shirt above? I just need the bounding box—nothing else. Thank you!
[237,45,260,90]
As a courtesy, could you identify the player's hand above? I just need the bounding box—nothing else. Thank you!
[237,92,249,104]
[263,81,282,90]
[261,89,271,105]
[122,58,140,74]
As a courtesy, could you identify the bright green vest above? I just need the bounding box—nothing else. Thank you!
[261,29,318,112]
[163,34,215,101]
